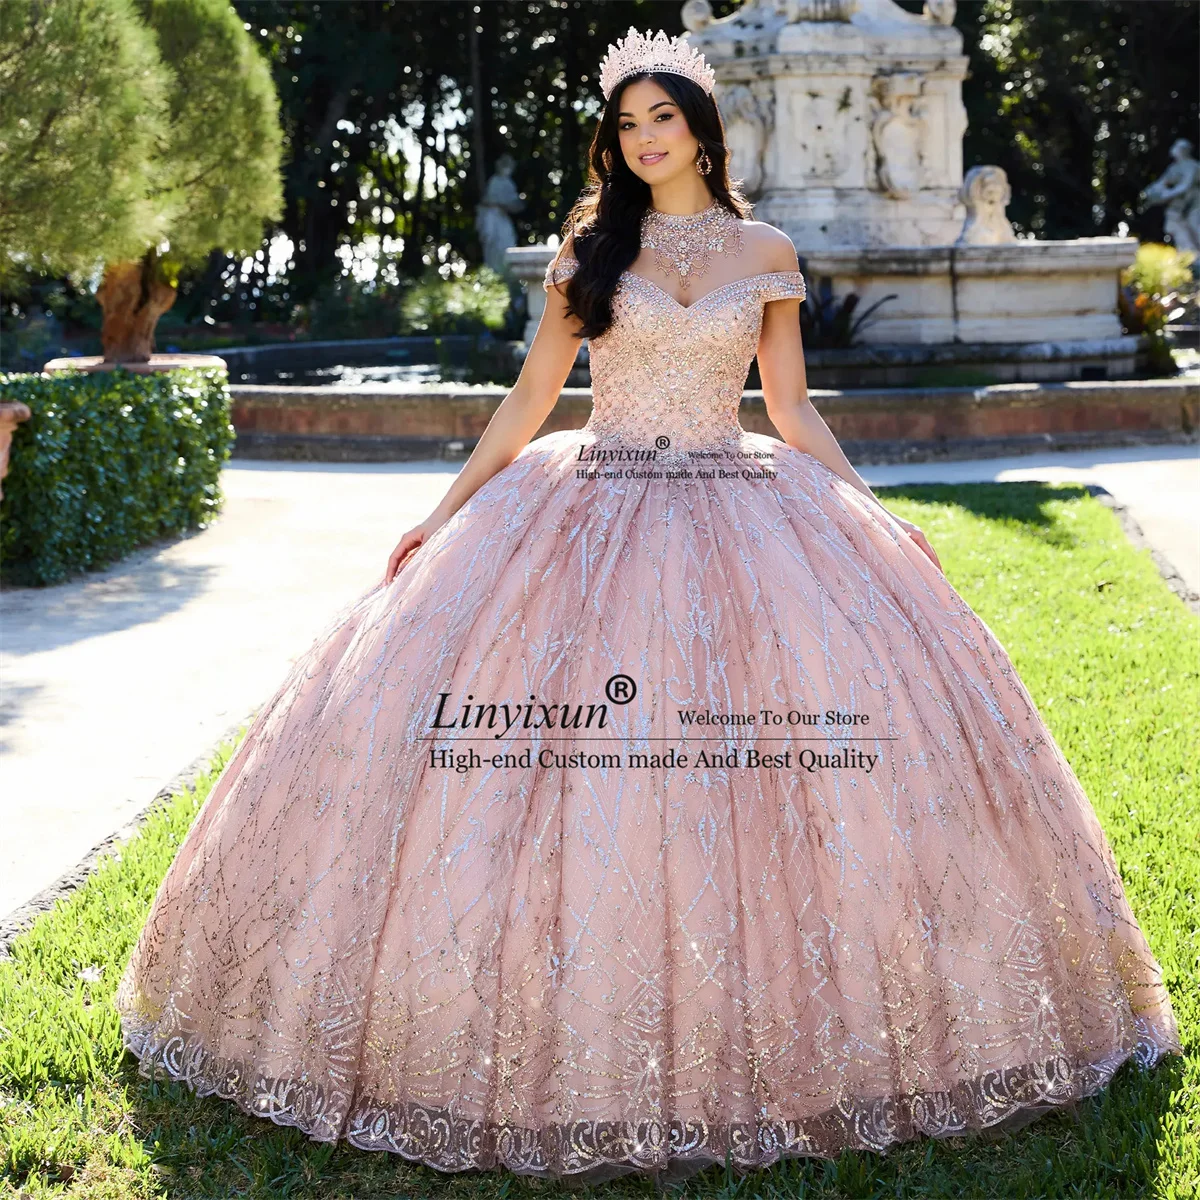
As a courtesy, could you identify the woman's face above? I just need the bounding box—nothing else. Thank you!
[614,77,699,184]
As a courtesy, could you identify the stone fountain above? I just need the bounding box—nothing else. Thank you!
[511,0,1141,384]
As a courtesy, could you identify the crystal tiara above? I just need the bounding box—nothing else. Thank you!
[598,27,716,101]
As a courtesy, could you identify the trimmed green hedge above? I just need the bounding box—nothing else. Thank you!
[0,366,234,586]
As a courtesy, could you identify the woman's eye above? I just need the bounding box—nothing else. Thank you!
[619,113,674,130]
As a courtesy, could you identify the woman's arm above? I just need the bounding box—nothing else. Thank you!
[428,279,581,524]
[755,239,942,570]
[384,249,584,583]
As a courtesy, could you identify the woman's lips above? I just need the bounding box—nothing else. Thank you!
[639,152,667,164]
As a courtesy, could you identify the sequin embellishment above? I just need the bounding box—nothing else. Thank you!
[115,239,1181,1184]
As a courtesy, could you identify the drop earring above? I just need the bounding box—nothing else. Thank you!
[695,146,712,176]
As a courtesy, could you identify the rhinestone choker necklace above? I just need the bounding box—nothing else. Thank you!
[639,197,744,292]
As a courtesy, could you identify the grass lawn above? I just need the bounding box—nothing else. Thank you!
[1,483,1196,1199]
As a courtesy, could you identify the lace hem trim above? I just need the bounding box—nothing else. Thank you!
[117,1011,1177,1181]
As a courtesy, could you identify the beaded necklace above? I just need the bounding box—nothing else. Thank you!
[638,197,744,293]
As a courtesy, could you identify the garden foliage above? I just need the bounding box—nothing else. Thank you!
[0,367,234,586]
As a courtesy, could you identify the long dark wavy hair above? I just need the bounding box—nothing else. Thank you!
[549,71,753,341]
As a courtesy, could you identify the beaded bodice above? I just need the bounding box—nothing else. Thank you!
[543,253,806,463]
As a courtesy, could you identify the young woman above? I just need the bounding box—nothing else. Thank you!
[116,27,1179,1184]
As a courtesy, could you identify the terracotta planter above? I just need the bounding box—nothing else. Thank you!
[0,400,32,503]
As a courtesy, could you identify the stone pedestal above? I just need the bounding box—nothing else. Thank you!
[42,354,229,376]
[509,247,561,345]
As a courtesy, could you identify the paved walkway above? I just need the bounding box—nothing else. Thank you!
[2,445,1197,923]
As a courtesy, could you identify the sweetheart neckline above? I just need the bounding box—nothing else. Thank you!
[619,269,806,312]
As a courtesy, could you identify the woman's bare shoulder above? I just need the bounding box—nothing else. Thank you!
[736,219,801,274]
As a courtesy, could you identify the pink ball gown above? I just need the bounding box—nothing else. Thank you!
[115,250,1180,1182]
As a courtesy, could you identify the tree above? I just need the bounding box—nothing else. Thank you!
[0,0,285,361]
[214,0,701,323]
[952,0,1200,240]
[95,0,284,360]
[15,1,1193,338]
[208,0,1194,327]
[0,0,169,284]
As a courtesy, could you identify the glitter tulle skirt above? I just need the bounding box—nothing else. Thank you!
[115,429,1180,1181]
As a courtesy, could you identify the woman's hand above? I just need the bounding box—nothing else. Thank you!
[889,513,942,572]
[383,514,447,585]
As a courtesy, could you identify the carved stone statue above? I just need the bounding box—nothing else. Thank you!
[872,73,926,199]
[475,154,524,277]
[1141,138,1200,254]
[779,0,860,19]
[923,0,956,24]
[681,0,714,32]
[957,165,1017,244]
[722,83,771,196]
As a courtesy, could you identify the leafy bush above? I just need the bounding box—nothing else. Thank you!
[1118,241,1197,374]
[0,366,234,586]
[291,274,408,341]
[288,265,511,340]
[398,264,511,335]
[1122,240,1197,299]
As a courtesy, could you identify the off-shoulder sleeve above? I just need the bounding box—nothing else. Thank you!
[761,270,806,303]
[543,252,579,292]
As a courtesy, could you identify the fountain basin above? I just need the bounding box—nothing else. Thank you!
[508,240,1139,383]
[800,238,1138,347]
